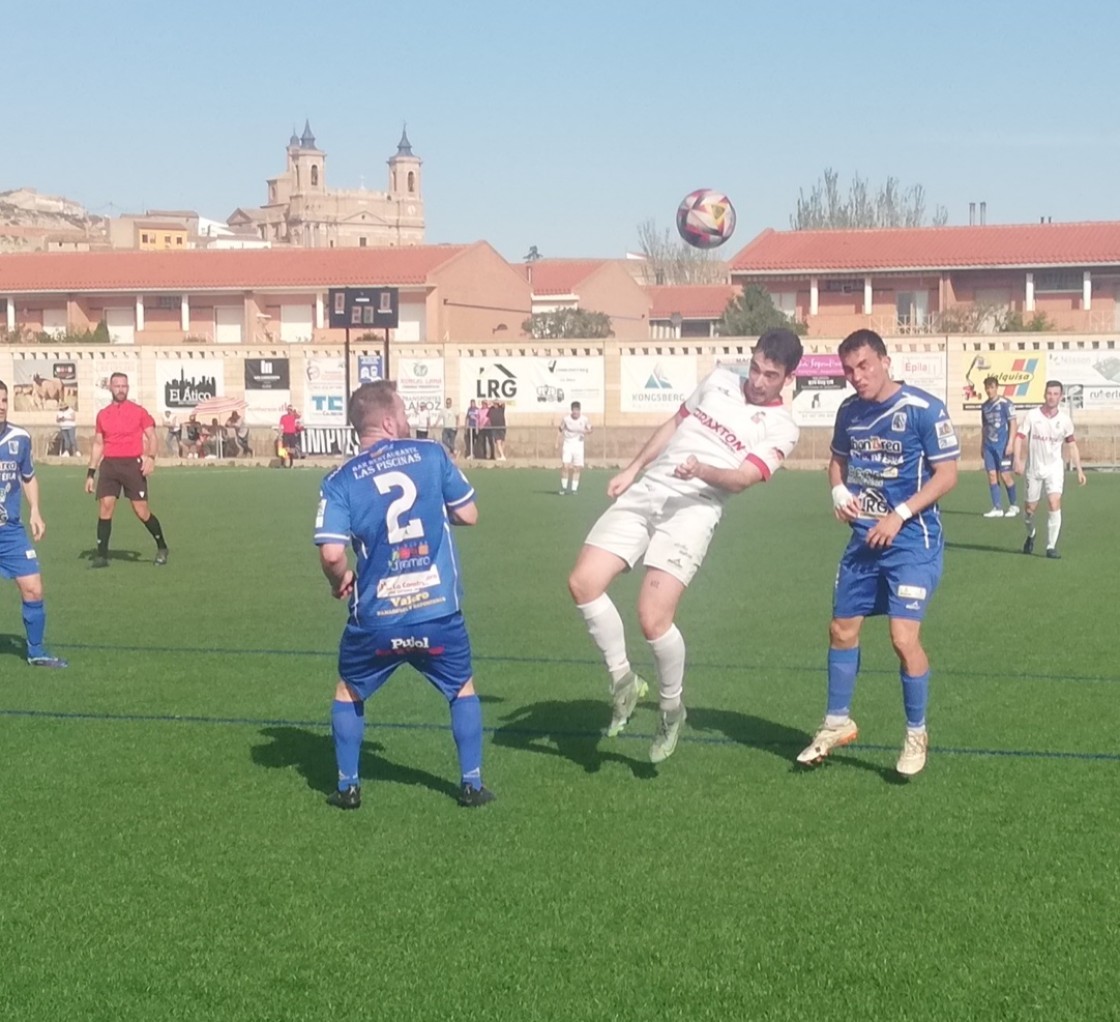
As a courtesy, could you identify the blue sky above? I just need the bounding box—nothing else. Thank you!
[8,0,1120,260]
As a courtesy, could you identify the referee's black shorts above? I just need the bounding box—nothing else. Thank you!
[96,456,148,501]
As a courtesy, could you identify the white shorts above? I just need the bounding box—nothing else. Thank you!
[582,481,721,586]
[1026,464,1064,503]
[561,438,585,467]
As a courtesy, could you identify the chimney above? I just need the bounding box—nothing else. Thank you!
[969,202,976,226]
[980,201,987,225]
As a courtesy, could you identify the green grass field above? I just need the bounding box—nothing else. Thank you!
[2,465,1118,1022]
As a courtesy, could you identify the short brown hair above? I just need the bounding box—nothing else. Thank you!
[348,380,398,430]
[838,329,887,359]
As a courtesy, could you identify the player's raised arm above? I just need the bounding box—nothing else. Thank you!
[608,411,684,498]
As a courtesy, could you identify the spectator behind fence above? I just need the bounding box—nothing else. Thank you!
[56,403,77,457]
[164,411,181,457]
[415,402,430,440]
[227,411,252,456]
[440,397,458,457]
[183,413,204,459]
[465,399,479,459]
[489,400,507,461]
[477,400,492,459]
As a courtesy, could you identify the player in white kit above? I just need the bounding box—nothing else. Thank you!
[1013,380,1086,559]
[567,329,803,763]
[557,401,592,494]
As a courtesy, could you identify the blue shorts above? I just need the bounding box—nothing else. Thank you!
[338,611,473,701]
[833,541,943,622]
[982,443,1012,473]
[0,524,39,579]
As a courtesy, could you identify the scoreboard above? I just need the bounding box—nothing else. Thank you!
[327,287,400,330]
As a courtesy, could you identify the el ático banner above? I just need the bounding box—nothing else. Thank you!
[618,355,696,413]
[459,357,604,414]
[963,352,1046,409]
[155,359,223,414]
[791,354,851,426]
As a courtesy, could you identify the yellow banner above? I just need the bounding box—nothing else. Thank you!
[963,352,1047,408]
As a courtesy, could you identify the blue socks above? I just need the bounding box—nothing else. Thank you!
[901,670,930,729]
[22,599,46,659]
[331,699,365,791]
[826,647,860,718]
[988,482,1001,509]
[450,693,484,790]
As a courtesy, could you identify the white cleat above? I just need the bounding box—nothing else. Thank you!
[896,728,929,777]
[606,672,648,737]
[796,718,859,766]
[982,508,1005,518]
[1005,505,1021,517]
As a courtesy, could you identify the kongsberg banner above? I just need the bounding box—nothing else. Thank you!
[618,355,696,414]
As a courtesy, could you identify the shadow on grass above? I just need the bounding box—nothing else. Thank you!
[945,541,1024,556]
[77,547,144,563]
[251,725,460,801]
[0,632,27,659]
[493,699,657,779]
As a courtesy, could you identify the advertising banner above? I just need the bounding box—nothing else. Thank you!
[963,351,1046,409]
[90,360,139,412]
[243,357,292,425]
[357,355,383,384]
[11,358,78,412]
[459,357,605,414]
[618,355,697,414]
[791,354,851,426]
[1047,350,1120,387]
[303,356,346,425]
[891,351,947,404]
[155,359,223,414]
[396,357,444,417]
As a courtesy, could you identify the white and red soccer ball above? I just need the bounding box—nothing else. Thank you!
[676,189,737,249]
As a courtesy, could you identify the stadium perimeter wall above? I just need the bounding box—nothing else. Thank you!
[3,334,1119,466]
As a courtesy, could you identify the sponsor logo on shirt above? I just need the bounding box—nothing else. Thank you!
[689,406,747,454]
[935,420,955,439]
[850,437,903,455]
[891,412,907,432]
[376,566,441,599]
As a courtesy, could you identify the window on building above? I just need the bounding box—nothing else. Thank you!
[359,237,368,247]
[157,295,180,310]
[407,171,415,193]
[141,234,149,244]
[896,291,929,330]
[774,292,798,320]
[164,236,171,246]
[311,165,319,186]
[1034,270,1083,293]
[821,279,863,293]
[175,236,183,246]
[329,239,335,248]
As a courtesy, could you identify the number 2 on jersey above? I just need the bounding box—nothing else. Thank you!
[374,471,424,543]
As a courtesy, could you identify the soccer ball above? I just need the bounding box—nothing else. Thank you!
[676,189,737,249]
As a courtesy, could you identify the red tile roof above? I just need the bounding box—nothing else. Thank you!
[645,284,738,320]
[730,222,1120,274]
[0,244,476,293]
[521,259,609,294]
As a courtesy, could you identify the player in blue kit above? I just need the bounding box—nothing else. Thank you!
[314,380,494,810]
[979,376,1019,517]
[0,380,67,668]
[797,331,958,777]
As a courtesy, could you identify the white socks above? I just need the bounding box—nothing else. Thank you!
[1047,510,1062,550]
[577,594,630,683]
[649,625,686,712]
[1024,511,1035,537]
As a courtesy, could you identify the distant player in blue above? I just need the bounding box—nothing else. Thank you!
[314,380,493,810]
[980,375,1019,518]
[0,380,68,668]
[797,331,958,777]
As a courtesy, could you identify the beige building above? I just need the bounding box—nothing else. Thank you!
[228,122,424,249]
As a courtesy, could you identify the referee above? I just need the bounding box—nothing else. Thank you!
[84,372,169,568]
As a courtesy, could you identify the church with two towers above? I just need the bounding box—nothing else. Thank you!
[228,121,424,248]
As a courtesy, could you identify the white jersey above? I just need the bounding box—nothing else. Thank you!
[643,367,800,503]
[1018,406,1075,475]
[559,415,592,442]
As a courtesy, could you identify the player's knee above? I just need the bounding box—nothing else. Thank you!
[637,605,672,641]
[567,569,596,605]
[889,630,923,662]
[18,576,44,601]
[829,618,859,647]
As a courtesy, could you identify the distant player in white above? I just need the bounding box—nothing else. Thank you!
[1013,379,1086,558]
[557,401,592,495]
[567,329,803,763]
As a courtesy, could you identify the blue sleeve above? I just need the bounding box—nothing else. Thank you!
[830,405,851,458]
[921,401,960,463]
[440,445,475,509]
[314,470,352,545]
[19,436,35,480]
[1005,400,1016,427]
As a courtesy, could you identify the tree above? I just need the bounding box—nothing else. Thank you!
[791,168,949,230]
[716,285,806,337]
[522,307,613,339]
[633,219,728,286]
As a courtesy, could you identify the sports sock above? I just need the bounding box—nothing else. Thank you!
[571,476,580,493]
[1006,480,1018,505]
[96,518,112,557]
[331,698,365,791]
[560,475,569,491]
[826,646,860,718]
[988,482,1001,508]
[1024,511,1035,537]
[648,625,686,712]
[450,693,484,789]
[577,593,630,684]
[143,513,167,549]
[22,599,46,659]
[901,669,930,729]
[1047,509,1062,550]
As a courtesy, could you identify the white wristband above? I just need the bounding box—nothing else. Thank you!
[831,484,854,510]
[894,502,914,522]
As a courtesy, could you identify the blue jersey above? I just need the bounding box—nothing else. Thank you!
[314,438,475,628]
[0,422,35,527]
[832,384,960,553]
[981,396,1015,447]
